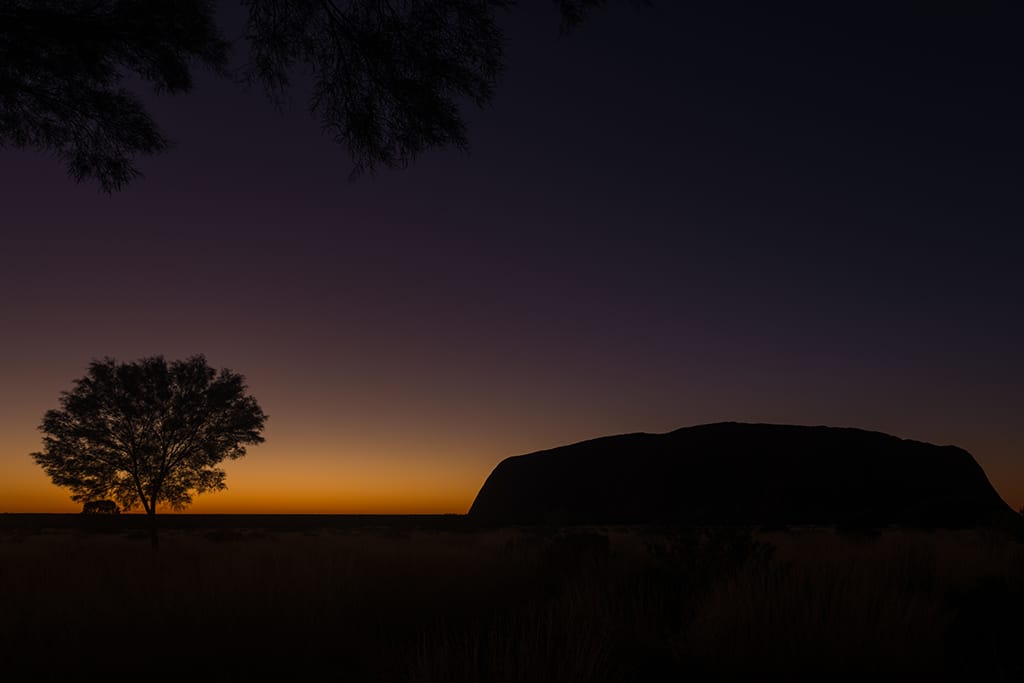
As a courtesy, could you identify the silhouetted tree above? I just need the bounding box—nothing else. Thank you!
[82,499,120,514]
[32,355,267,548]
[242,0,506,177]
[1,0,641,190]
[0,0,229,191]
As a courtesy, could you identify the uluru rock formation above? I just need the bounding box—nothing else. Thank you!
[469,422,1020,529]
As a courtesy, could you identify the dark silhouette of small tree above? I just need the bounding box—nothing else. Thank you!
[1,0,640,191]
[32,354,267,548]
[82,500,120,515]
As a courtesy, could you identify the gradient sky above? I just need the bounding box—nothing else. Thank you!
[1,2,1021,514]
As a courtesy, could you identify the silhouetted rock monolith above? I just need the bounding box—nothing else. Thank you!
[468,422,1019,529]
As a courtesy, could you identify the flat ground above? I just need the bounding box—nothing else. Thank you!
[1,516,1022,681]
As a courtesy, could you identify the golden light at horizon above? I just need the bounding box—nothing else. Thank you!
[0,457,484,514]
[4,435,1024,516]
[0,429,495,514]
[3,368,1023,515]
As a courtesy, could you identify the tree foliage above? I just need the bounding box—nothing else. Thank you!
[32,355,267,516]
[243,0,506,177]
[0,0,229,191]
[1,0,639,191]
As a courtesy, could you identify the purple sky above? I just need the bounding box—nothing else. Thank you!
[1,2,1021,513]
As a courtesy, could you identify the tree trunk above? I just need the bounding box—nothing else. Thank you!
[147,509,159,550]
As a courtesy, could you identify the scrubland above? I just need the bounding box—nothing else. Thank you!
[1,520,1022,682]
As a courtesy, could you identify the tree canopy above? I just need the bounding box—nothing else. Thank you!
[0,0,229,191]
[0,0,636,191]
[32,355,267,543]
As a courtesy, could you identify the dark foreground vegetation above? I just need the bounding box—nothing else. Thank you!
[1,515,1023,682]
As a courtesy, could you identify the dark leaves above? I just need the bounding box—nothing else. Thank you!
[2,0,634,189]
[0,0,228,191]
[242,0,507,176]
[31,354,268,513]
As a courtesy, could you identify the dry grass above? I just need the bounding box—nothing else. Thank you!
[1,524,1022,682]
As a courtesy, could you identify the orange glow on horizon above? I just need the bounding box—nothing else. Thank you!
[4,389,1023,515]
[0,476,478,515]
[0,436,492,515]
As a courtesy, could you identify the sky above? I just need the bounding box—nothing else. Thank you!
[1,2,1021,514]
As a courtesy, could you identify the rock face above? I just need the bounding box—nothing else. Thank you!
[469,422,1019,528]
